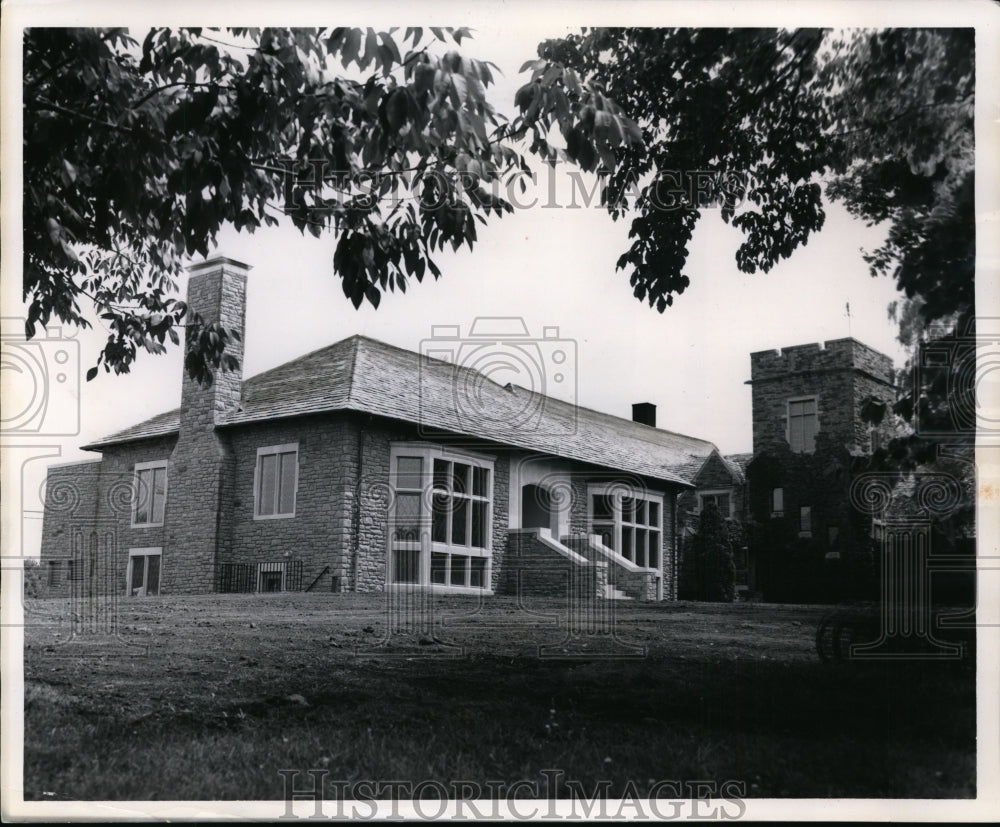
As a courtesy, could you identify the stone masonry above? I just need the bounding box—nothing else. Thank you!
[750,338,895,454]
[747,337,896,600]
[39,256,687,601]
[163,258,248,594]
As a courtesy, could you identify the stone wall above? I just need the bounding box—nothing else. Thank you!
[499,531,606,600]
[39,459,103,597]
[222,413,354,593]
[39,436,178,596]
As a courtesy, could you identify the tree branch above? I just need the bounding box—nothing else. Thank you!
[130,81,233,109]
[32,99,136,134]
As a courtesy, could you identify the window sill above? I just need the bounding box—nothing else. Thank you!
[131,522,164,529]
[388,583,494,597]
[253,513,296,521]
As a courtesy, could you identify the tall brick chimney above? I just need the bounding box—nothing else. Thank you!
[179,257,249,424]
[164,256,250,594]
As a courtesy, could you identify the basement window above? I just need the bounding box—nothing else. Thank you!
[127,548,161,597]
[254,444,299,519]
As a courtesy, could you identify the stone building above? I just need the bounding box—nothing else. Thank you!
[39,257,726,602]
[676,450,753,595]
[744,338,898,601]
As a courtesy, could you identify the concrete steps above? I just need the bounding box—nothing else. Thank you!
[603,584,634,601]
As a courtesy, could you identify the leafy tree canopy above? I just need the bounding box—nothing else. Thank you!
[516,27,974,456]
[517,27,973,324]
[23,26,637,382]
[24,26,973,403]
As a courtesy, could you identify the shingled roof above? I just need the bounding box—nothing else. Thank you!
[84,335,717,486]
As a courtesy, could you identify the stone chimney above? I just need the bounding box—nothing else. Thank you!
[632,402,657,428]
[164,256,250,594]
[179,256,250,425]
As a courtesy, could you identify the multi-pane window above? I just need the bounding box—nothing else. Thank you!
[787,398,818,453]
[255,444,298,518]
[772,488,784,517]
[47,560,61,587]
[589,488,663,570]
[698,491,732,518]
[389,446,494,590]
[132,461,168,527]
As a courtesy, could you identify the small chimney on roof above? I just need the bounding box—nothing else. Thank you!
[632,402,656,428]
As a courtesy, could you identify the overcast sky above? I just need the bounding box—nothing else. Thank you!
[5,2,997,560]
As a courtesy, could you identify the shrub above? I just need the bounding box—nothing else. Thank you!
[679,503,736,602]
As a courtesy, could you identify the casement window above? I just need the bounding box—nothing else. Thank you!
[254,444,298,519]
[787,397,818,453]
[388,444,494,592]
[799,506,812,537]
[132,461,168,527]
[771,488,784,517]
[126,548,161,597]
[588,485,664,569]
[697,490,733,519]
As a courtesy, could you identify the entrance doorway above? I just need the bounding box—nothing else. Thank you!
[521,484,556,532]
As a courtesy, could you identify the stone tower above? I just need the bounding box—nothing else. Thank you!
[746,338,896,601]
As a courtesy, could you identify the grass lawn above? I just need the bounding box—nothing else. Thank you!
[21,594,975,801]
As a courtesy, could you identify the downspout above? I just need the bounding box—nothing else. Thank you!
[350,418,367,591]
[672,490,679,601]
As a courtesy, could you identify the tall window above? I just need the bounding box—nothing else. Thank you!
[787,397,818,453]
[588,486,663,569]
[799,506,812,536]
[255,444,298,519]
[389,445,494,591]
[771,488,784,517]
[132,461,168,527]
